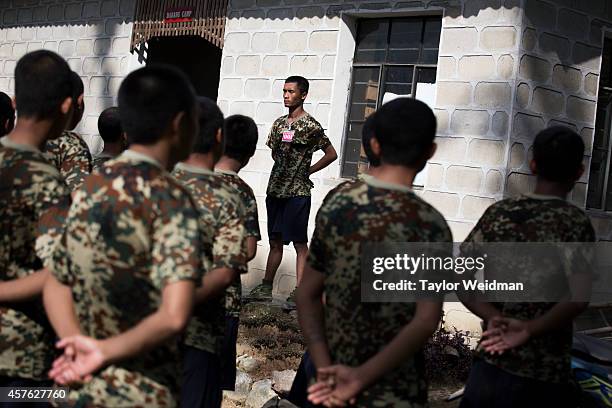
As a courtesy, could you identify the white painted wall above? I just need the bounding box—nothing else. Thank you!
[0,0,140,154]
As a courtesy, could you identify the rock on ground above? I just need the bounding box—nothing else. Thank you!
[223,370,253,403]
[238,355,260,373]
[246,379,278,408]
[272,369,297,394]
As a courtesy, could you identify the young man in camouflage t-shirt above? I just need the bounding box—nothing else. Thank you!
[92,107,126,172]
[44,66,203,407]
[459,126,595,408]
[45,71,92,191]
[298,98,451,407]
[288,111,380,408]
[172,97,247,408]
[248,76,338,303]
[0,50,73,391]
[215,114,261,391]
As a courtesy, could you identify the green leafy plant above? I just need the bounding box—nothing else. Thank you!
[424,313,474,384]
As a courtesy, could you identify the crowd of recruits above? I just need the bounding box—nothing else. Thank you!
[0,48,595,408]
[0,50,262,408]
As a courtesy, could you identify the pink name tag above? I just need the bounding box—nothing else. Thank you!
[282,130,295,142]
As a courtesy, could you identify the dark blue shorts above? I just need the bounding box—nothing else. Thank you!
[220,315,240,391]
[460,359,577,408]
[181,346,222,408]
[266,195,311,244]
[287,351,319,408]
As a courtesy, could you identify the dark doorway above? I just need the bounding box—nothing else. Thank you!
[146,35,222,100]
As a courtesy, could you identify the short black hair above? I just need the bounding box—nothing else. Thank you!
[362,113,380,167]
[70,71,84,101]
[373,98,436,167]
[118,64,196,145]
[193,96,224,154]
[14,50,72,120]
[98,107,122,143]
[224,114,258,163]
[285,76,309,94]
[0,92,15,137]
[533,126,585,182]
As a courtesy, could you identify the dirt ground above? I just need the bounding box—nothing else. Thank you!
[224,302,463,408]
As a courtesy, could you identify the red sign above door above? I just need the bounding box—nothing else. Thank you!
[164,7,194,23]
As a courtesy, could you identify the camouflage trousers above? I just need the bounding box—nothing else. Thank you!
[53,366,176,408]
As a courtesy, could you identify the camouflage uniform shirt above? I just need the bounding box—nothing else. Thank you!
[0,136,71,380]
[49,150,203,407]
[266,113,331,198]
[172,163,247,354]
[216,169,260,318]
[463,193,596,384]
[91,153,114,172]
[45,130,92,191]
[308,177,452,407]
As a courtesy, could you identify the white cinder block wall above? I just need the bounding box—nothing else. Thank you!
[219,0,609,332]
[218,0,526,302]
[0,0,139,154]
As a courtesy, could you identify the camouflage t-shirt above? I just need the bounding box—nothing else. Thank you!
[172,163,247,354]
[308,177,452,407]
[91,153,114,172]
[216,169,260,317]
[266,113,331,198]
[49,150,203,406]
[0,136,71,380]
[45,130,92,191]
[463,194,596,384]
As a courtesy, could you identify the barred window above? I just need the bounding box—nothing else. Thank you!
[341,16,441,178]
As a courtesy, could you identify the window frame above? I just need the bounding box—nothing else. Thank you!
[588,93,612,210]
[586,32,612,212]
[340,15,441,179]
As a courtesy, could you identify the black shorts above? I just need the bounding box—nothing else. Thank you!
[181,346,222,408]
[287,351,318,408]
[460,359,577,408]
[266,195,311,244]
[220,316,240,391]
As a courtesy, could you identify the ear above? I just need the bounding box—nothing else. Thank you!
[77,94,84,109]
[426,143,437,161]
[369,137,381,157]
[60,97,73,115]
[576,162,585,181]
[171,111,185,139]
[301,91,308,101]
[215,128,222,144]
[529,158,538,175]
[11,96,16,110]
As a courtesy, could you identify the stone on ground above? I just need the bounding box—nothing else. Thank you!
[246,379,278,408]
[272,369,297,394]
[223,370,253,403]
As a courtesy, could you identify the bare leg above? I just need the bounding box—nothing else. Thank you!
[264,239,284,283]
[294,242,308,286]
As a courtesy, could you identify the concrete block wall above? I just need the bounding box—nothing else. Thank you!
[0,0,138,154]
[222,0,344,296]
[219,0,612,331]
[507,0,604,205]
[430,0,522,241]
[220,0,528,299]
[507,0,612,238]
